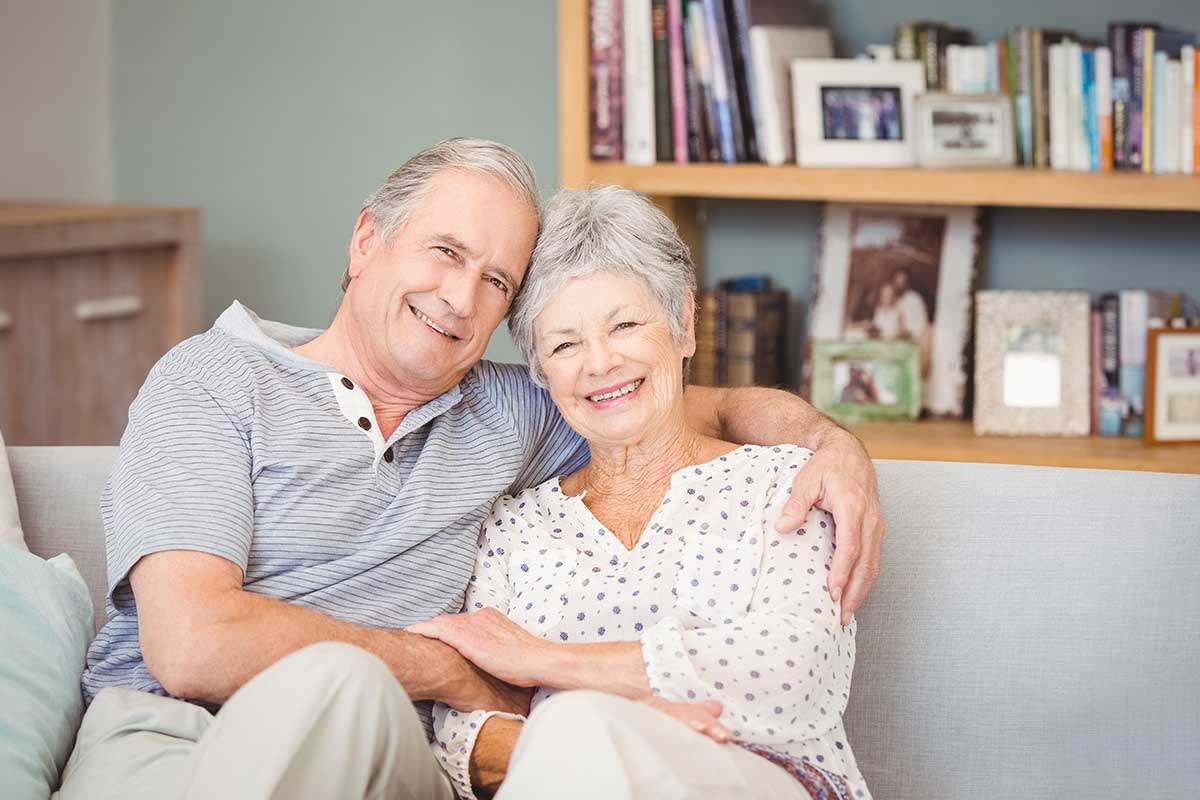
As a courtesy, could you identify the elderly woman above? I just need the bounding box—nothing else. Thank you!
[411,186,870,800]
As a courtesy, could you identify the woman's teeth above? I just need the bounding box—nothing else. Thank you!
[588,379,643,402]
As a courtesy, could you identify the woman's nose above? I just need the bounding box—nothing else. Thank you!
[584,337,621,374]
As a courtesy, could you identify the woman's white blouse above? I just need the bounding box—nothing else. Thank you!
[431,445,870,799]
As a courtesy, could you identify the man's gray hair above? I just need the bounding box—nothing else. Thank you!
[342,137,541,290]
[509,185,696,386]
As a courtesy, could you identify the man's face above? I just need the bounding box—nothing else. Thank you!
[892,270,910,293]
[343,168,538,396]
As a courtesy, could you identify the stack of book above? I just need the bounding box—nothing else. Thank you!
[590,0,832,166]
[895,21,1200,173]
[1093,290,1185,436]
[691,276,788,387]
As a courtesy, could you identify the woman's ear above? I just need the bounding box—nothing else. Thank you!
[681,291,697,358]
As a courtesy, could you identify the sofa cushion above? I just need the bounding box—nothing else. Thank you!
[0,545,94,797]
[0,429,26,551]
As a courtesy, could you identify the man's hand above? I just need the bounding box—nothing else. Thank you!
[409,608,550,689]
[774,428,884,625]
[419,632,533,715]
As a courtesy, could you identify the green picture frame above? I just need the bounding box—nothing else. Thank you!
[811,339,922,423]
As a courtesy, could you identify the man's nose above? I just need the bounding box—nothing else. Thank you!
[437,268,478,318]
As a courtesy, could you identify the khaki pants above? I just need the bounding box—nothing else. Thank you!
[497,690,813,800]
[55,642,454,800]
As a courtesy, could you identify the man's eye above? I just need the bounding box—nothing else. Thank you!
[488,276,510,294]
[435,246,456,259]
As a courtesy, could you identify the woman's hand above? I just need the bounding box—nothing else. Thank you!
[641,696,731,743]
[408,607,551,688]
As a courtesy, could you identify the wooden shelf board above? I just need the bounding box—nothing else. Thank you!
[850,420,1200,474]
[581,163,1200,211]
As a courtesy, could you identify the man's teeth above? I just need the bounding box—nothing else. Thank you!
[589,379,643,402]
[411,306,455,339]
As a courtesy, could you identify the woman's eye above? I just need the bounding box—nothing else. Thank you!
[435,246,456,259]
[551,342,575,355]
[614,321,638,332]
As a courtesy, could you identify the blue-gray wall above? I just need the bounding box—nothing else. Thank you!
[112,0,1199,372]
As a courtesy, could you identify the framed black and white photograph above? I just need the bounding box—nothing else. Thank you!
[915,93,1016,167]
[791,59,926,166]
[808,203,981,417]
[973,291,1091,436]
[1145,327,1200,444]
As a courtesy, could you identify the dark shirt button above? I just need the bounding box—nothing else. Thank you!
[341,376,354,390]
[383,448,394,463]
[357,417,371,431]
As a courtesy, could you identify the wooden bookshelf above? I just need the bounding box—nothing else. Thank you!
[557,1,1200,473]
[850,420,1200,474]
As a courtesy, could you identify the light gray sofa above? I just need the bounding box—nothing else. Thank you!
[11,446,1200,798]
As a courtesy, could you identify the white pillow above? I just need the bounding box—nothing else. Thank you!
[0,428,26,551]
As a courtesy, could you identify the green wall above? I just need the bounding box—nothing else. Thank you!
[113,0,1199,371]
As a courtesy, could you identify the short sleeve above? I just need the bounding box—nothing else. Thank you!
[474,361,588,492]
[103,363,254,614]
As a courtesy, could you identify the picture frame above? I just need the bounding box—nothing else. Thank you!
[810,339,921,423]
[1145,326,1200,444]
[808,203,981,417]
[790,58,926,166]
[914,93,1017,167]
[973,291,1091,436]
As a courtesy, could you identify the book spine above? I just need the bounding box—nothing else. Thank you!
[623,0,657,165]
[1032,28,1048,167]
[1129,27,1147,169]
[945,43,961,93]
[700,0,738,162]
[686,1,722,162]
[1165,58,1181,173]
[728,0,761,162]
[1096,46,1113,171]
[1118,289,1149,437]
[589,0,623,161]
[704,0,747,161]
[1048,43,1069,169]
[667,0,689,163]
[1090,307,1101,435]
[1098,292,1122,436]
[1080,46,1097,171]
[1194,47,1200,173]
[748,28,781,165]
[1141,27,1155,173]
[1152,49,1167,173]
[681,1,706,162]
[1183,45,1195,174]
[1067,43,1085,170]
[896,21,918,62]
[1109,24,1130,168]
[1014,28,1034,166]
[652,0,673,162]
[919,24,944,92]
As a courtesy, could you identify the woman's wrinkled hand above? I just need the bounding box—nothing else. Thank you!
[641,695,730,743]
[408,607,551,688]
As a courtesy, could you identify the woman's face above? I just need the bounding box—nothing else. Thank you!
[534,271,694,449]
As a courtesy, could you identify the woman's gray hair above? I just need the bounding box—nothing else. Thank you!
[342,137,540,290]
[509,185,697,386]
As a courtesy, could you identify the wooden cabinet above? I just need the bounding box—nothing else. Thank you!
[0,204,201,445]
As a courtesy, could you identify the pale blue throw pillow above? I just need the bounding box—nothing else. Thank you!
[0,544,94,799]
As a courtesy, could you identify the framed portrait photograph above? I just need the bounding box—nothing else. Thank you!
[808,203,981,417]
[973,291,1091,436]
[811,340,921,424]
[915,93,1017,167]
[790,59,926,166]
[1145,327,1200,444]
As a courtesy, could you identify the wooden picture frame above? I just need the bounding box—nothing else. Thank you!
[1145,326,1200,444]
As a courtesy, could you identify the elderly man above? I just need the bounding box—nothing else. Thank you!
[57,139,884,800]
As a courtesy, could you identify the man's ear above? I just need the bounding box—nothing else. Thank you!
[346,209,379,283]
[681,291,697,358]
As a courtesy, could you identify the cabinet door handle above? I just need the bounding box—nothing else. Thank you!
[75,295,144,322]
[0,310,10,333]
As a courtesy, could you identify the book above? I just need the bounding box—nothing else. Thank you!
[687,1,723,161]
[1048,43,1070,169]
[1067,42,1087,171]
[651,0,674,162]
[724,288,788,386]
[681,1,709,161]
[589,0,624,161]
[1151,49,1167,173]
[1010,27,1034,166]
[1183,45,1195,174]
[1096,46,1113,171]
[1194,48,1200,173]
[1108,23,1132,168]
[918,23,948,91]
[700,0,742,162]
[1033,29,1075,168]
[1090,307,1102,434]
[623,0,657,165]
[667,0,689,163]
[1118,289,1183,436]
[747,25,833,165]
[1141,27,1155,173]
[1098,292,1123,436]
[691,290,719,385]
